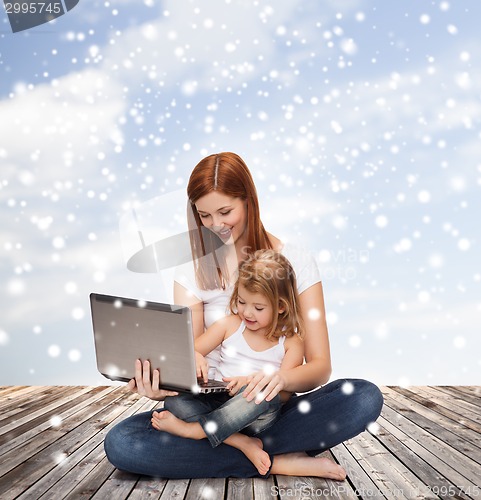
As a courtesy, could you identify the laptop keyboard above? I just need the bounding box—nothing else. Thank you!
[198,379,228,392]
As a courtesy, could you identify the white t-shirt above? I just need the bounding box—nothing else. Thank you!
[174,242,321,377]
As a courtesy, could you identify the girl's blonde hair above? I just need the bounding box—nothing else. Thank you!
[187,152,272,290]
[229,250,304,341]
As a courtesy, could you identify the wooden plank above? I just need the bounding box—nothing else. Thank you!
[0,386,50,410]
[158,479,190,499]
[90,468,138,499]
[276,474,356,499]
[184,478,225,500]
[350,431,437,500]
[253,477,276,500]
[272,450,359,499]
[440,386,481,401]
[277,475,326,499]
[334,434,403,500]
[0,385,37,398]
[0,386,116,456]
[36,442,108,499]
[390,386,481,431]
[0,386,77,425]
[322,450,359,499]
[380,404,481,492]
[0,389,141,499]
[424,386,481,414]
[0,386,104,439]
[226,477,253,500]
[61,456,117,499]
[73,400,160,500]
[330,442,385,498]
[412,386,481,423]
[377,415,478,500]
[19,394,157,499]
[433,385,481,402]
[127,476,168,500]
[383,387,481,453]
[383,389,481,465]
[373,419,472,500]
[0,387,127,477]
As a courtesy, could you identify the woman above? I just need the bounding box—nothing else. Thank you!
[104,152,383,479]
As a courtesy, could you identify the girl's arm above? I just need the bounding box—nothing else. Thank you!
[194,316,230,356]
[243,282,332,401]
[195,316,236,382]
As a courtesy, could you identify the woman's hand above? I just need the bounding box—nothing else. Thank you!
[242,370,287,403]
[126,359,179,401]
[222,375,248,396]
[195,351,209,383]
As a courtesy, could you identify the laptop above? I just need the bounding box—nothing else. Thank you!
[89,293,228,394]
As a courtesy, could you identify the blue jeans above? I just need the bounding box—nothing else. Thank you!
[163,386,281,447]
[104,378,383,478]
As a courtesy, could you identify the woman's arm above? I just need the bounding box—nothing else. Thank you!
[284,281,332,389]
[276,334,304,401]
[243,281,332,401]
[280,334,305,371]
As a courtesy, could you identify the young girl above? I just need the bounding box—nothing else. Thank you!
[151,250,304,476]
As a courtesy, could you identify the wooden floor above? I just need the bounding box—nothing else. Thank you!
[0,386,479,499]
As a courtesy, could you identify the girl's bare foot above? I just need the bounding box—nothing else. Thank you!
[151,411,204,439]
[270,452,346,480]
[151,412,271,475]
[227,435,271,476]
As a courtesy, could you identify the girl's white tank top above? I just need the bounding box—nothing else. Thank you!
[216,321,286,380]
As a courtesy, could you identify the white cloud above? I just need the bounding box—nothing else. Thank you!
[0,69,125,200]
[261,191,339,242]
[100,1,326,92]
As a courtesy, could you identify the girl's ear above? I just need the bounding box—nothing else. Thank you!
[278,298,287,315]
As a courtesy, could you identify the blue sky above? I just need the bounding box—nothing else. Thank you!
[0,1,480,386]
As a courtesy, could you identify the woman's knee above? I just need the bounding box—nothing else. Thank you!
[352,379,384,424]
[104,421,127,467]
[104,412,152,469]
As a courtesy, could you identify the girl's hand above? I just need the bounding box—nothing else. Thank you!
[242,370,287,403]
[127,359,179,401]
[222,375,248,395]
[195,351,209,383]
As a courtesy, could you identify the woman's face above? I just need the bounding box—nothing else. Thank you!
[195,191,247,245]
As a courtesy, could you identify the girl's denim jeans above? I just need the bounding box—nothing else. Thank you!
[104,378,383,478]
[163,386,282,447]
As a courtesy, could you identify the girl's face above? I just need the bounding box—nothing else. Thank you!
[195,191,247,245]
[236,284,274,335]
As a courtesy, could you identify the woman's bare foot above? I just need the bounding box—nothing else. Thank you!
[151,411,204,439]
[226,435,271,476]
[270,452,346,480]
